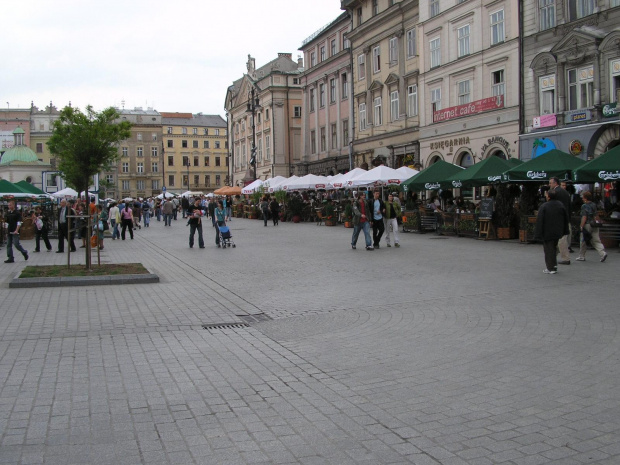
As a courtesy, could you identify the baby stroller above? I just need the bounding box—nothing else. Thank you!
[218,224,235,249]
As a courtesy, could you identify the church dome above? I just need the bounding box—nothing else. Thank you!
[0,127,40,166]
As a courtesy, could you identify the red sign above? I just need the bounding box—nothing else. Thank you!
[532,114,557,128]
[433,95,504,123]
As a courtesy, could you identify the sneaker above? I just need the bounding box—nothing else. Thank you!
[543,269,557,274]
[395,243,400,248]
[569,247,574,253]
[366,246,374,251]
[576,257,585,261]
[601,253,608,263]
[4,259,14,263]
[386,244,392,247]
[558,261,570,265]
[351,245,356,250]
[23,253,28,261]
[374,244,380,249]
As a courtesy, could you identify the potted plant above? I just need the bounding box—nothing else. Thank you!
[518,183,539,242]
[273,190,287,222]
[324,202,336,226]
[494,184,520,239]
[287,195,304,223]
[343,202,353,228]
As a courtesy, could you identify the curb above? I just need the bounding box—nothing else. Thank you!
[9,273,160,288]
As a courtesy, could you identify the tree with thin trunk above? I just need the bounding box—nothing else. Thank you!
[47,105,132,196]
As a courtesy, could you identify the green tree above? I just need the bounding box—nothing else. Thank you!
[47,105,132,196]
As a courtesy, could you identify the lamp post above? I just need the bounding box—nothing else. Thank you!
[247,86,260,181]
[186,158,190,192]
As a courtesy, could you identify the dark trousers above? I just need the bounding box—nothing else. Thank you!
[372,219,385,246]
[189,223,204,248]
[121,219,133,240]
[543,239,559,271]
[272,210,279,225]
[57,223,76,252]
[35,227,52,251]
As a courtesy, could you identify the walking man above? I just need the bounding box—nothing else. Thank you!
[371,190,385,248]
[56,199,77,253]
[535,189,569,274]
[384,193,401,247]
[162,198,174,226]
[187,198,205,248]
[4,200,28,263]
[549,177,571,265]
[351,192,373,250]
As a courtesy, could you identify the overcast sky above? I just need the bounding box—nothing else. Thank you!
[3,0,344,117]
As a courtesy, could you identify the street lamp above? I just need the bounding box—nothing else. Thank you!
[246,85,260,181]
[185,157,190,192]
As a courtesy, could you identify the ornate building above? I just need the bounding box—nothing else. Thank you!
[298,12,353,176]
[29,103,62,192]
[341,0,421,170]
[519,0,620,161]
[225,53,303,185]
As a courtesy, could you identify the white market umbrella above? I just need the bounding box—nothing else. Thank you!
[277,176,299,192]
[348,165,407,188]
[181,191,203,197]
[339,168,370,188]
[241,179,264,194]
[326,173,345,189]
[396,166,420,179]
[51,187,78,198]
[285,174,330,191]
[156,192,176,199]
[262,176,287,193]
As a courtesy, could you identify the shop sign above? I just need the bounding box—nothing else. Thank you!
[526,171,547,180]
[602,102,619,118]
[564,109,591,124]
[451,180,462,188]
[387,179,401,185]
[569,140,583,155]
[425,182,441,189]
[598,171,620,181]
[487,175,502,182]
[430,137,471,151]
[433,96,504,123]
[481,136,511,157]
[532,114,557,128]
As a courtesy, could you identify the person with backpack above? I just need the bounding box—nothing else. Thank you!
[142,199,151,227]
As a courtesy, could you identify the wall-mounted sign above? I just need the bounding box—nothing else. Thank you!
[433,96,504,123]
[481,136,512,157]
[564,109,591,124]
[569,140,583,155]
[429,136,471,151]
[532,138,556,158]
[532,114,557,128]
[602,102,619,118]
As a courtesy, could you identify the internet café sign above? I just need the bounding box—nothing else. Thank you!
[433,95,504,123]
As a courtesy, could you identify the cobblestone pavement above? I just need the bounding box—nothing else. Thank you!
[0,217,618,464]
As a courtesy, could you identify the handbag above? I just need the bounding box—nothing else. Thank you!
[35,218,43,230]
[589,218,603,228]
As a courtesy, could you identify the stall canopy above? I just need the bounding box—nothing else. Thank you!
[267,176,296,192]
[50,187,78,198]
[213,186,242,196]
[402,160,465,191]
[14,181,46,195]
[338,168,368,188]
[446,156,521,188]
[503,149,585,182]
[573,145,620,183]
[284,174,329,190]
[262,176,287,192]
[0,179,30,195]
[395,166,420,179]
[241,179,264,194]
[347,165,407,187]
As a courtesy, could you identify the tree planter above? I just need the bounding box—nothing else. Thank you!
[497,227,515,240]
[324,220,336,226]
[292,215,301,223]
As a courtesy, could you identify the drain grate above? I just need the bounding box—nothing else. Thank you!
[202,323,249,331]
[238,313,273,324]
[428,236,449,239]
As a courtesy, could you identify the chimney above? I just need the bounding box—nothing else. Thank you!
[297,55,304,68]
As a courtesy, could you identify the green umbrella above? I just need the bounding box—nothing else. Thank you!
[573,145,620,183]
[14,180,46,195]
[503,149,585,182]
[0,179,30,195]
[445,156,517,188]
[402,160,465,191]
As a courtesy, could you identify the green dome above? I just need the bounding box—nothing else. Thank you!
[0,127,39,166]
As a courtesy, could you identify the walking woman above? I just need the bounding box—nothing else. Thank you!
[270,197,280,226]
[214,201,226,247]
[32,206,53,252]
[120,203,134,240]
[577,191,608,262]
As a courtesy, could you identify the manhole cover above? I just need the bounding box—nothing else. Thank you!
[202,323,249,331]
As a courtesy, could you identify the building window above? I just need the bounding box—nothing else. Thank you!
[389,37,398,65]
[182,175,188,187]
[152,162,158,173]
[611,59,620,102]
[539,75,556,114]
[216,175,221,186]
[569,0,595,20]
[215,141,221,149]
[193,156,199,167]
[373,46,381,73]
[342,73,349,99]
[152,133,157,141]
[137,162,144,173]
[319,83,326,107]
[430,38,441,68]
[311,51,316,67]
[151,146,158,157]
[357,7,362,26]
[36,143,43,153]
[182,128,187,135]
[215,129,219,136]
[205,175,210,187]
[490,10,505,45]
[311,130,317,154]
[568,66,594,110]
[192,128,197,135]
[182,140,188,148]
[310,88,316,112]
[258,138,262,162]
[342,120,349,146]
[458,80,471,105]
[374,97,383,126]
[320,127,326,151]
[265,135,271,159]
[390,91,399,121]
[492,70,505,96]
[331,123,337,149]
[167,140,173,148]
[168,175,175,187]
[152,179,160,190]
[430,0,440,17]
[265,108,269,120]
[359,103,367,131]
[204,140,209,148]
[458,25,470,58]
[204,156,210,166]
[122,162,129,173]
[137,133,143,141]
[167,127,172,134]
[122,147,128,157]
[204,128,209,135]
[358,54,366,80]
[539,0,555,30]
[194,175,199,187]
[137,180,145,190]
[168,156,174,166]
[611,0,620,6]
[122,180,130,190]
[294,106,302,117]
[373,0,379,15]
[406,28,417,58]
[330,78,336,104]
[193,140,198,148]
[331,39,337,56]
[320,46,326,62]
[137,147,143,157]
[431,88,442,112]
[407,85,418,116]
[182,156,189,167]
[106,174,114,184]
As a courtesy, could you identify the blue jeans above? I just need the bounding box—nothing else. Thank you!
[189,223,204,248]
[111,219,120,239]
[164,214,172,226]
[7,233,28,261]
[143,211,150,227]
[351,221,372,248]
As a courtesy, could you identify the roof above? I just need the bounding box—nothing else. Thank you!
[0,146,40,166]
[161,114,226,127]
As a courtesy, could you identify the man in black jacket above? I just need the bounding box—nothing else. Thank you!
[5,200,28,263]
[535,189,569,274]
[549,177,572,264]
[187,198,205,249]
